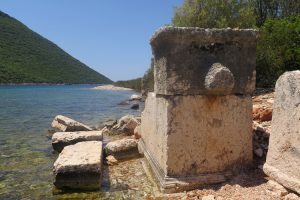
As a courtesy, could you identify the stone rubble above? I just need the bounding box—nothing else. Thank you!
[108,115,140,135]
[52,131,103,152]
[104,138,140,160]
[53,141,103,190]
[52,115,93,132]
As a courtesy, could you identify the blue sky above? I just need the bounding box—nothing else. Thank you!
[0,0,183,81]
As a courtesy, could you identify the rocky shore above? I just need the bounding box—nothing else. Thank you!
[47,87,300,199]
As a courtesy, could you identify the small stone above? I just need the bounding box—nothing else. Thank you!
[105,138,140,160]
[106,155,118,166]
[254,148,264,157]
[202,195,215,200]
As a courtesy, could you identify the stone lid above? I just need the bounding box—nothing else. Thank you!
[150,26,258,96]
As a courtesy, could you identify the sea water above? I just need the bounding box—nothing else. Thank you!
[0,85,143,199]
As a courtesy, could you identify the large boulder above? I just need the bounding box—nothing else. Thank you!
[53,141,103,190]
[52,131,103,152]
[264,71,300,194]
[52,115,93,132]
[104,138,139,160]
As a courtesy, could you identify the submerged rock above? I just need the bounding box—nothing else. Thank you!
[52,131,103,152]
[130,103,139,110]
[53,141,103,190]
[105,138,140,160]
[52,115,93,132]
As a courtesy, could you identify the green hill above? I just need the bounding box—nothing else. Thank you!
[0,11,112,84]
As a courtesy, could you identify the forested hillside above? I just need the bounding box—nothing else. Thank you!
[0,11,112,84]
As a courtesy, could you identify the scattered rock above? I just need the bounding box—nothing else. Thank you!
[101,127,110,134]
[111,115,140,135]
[52,115,92,132]
[130,103,139,110]
[97,119,117,130]
[134,125,141,139]
[202,195,215,200]
[105,138,140,160]
[52,131,103,152]
[130,94,142,101]
[53,141,102,190]
[106,155,118,166]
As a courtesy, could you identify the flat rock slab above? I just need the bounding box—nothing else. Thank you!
[105,138,139,160]
[52,131,103,152]
[264,71,300,194]
[52,115,93,132]
[150,27,257,96]
[53,141,102,190]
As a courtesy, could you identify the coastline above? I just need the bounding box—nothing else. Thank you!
[0,83,103,86]
[92,84,133,91]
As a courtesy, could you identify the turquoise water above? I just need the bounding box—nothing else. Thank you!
[0,85,141,199]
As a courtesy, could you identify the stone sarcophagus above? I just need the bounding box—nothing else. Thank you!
[140,27,257,193]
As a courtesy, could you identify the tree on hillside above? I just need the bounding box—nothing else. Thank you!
[172,0,256,28]
[171,0,300,88]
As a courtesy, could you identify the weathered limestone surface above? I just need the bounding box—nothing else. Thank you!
[53,141,102,190]
[150,27,257,95]
[52,131,103,152]
[105,138,139,160]
[52,115,93,132]
[264,71,300,194]
[140,92,252,191]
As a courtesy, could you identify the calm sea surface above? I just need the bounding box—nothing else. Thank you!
[0,85,142,199]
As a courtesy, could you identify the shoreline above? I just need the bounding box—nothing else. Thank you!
[0,83,106,86]
[92,84,133,91]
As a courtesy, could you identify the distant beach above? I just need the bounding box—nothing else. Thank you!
[92,84,133,91]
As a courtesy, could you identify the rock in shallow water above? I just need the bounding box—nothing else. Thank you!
[52,131,103,152]
[53,141,102,190]
[52,115,93,132]
[105,138,140,160]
